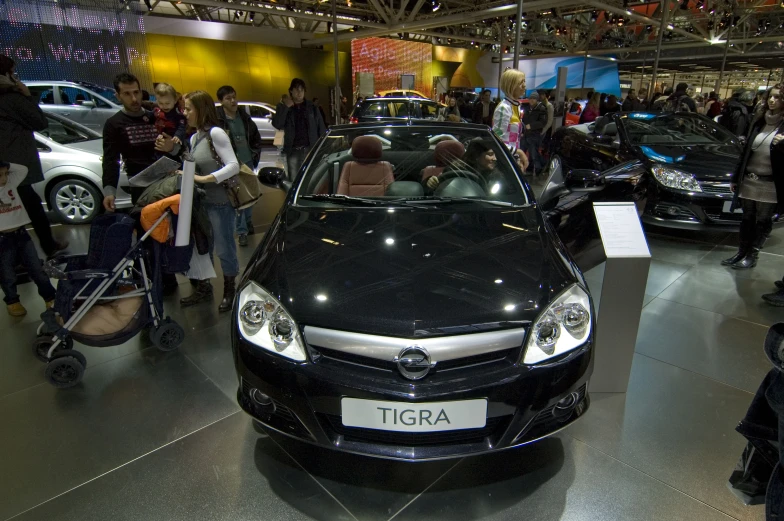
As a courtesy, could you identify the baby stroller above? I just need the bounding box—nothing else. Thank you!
[34,210,188,388]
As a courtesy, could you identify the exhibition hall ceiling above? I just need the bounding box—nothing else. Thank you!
[22,0,784,72]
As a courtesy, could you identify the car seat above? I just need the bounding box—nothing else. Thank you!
[337,136,394,196]
[421,140,465,182]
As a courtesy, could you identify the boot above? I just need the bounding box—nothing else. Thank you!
[219,276,236,313]
[721,247,749,266]
[180,280,213,307]
[732,248,759,270]
[763,290,784,307]
[774,279,784,290]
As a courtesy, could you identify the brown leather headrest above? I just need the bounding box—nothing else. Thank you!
[434,140,465,167]
[351,136,383,162]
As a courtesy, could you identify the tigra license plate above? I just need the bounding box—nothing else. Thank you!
[341,398,487,432]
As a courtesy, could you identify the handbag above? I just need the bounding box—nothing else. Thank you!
[273,129,285,147]
[205,130,263,210]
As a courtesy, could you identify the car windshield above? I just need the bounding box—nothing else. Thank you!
[295,126,530,207]
[622,113,737,145]
[354,100,439,121]
[41,114,101,144]
[77,83,120,105]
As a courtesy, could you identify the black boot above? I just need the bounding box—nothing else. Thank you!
[732,248,760,270]
[180,280,213,307]
[219,276,236,313]
[721,247,748,266]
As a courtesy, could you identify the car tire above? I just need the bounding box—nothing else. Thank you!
[49,178,102,224]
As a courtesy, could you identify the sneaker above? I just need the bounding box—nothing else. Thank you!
[763,290,784,307]
[247,224,255,236]
[775,280,784,290]
[238,234,248,247]
[45,240,69,259]
[7,302,27,317]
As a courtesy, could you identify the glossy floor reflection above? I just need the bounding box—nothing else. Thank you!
[2,212,781,520]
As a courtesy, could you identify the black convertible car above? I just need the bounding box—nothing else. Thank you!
[550,112,745,229]
[235,121,646,461]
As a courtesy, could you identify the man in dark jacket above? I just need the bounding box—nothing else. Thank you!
[664,82,697,113]
[0,55,66,256]
[633,88,649,111]
[522,91,548,174]
[216,85,263,247]
[272,78,327,180]
[472,89,497,126]
[719,89,754,138]
[621,89,636,112]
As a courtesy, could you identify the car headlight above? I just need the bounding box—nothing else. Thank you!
[651,165,702,192]
[237,281,307,361]
[523,284,592,364]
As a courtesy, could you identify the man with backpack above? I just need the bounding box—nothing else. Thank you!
[664,83,697,113]
[718,89,754,137]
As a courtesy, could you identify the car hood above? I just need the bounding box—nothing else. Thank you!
[244,205,580,338]
[63,139,103,157]
[635,143,741,182]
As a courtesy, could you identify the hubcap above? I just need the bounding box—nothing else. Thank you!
[55,184,96,222]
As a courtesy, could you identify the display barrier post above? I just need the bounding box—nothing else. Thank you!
[589,202,651,393]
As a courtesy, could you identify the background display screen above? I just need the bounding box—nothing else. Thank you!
[0,0,153,89]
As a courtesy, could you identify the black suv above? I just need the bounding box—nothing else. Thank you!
[349,97,442,124]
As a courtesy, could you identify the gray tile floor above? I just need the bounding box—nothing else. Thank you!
[0,213,780,520]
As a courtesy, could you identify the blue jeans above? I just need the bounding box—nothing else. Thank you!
[235,207,254,236]
[524,133,545,171]
[205,203,240,277]
[0,228,57,305]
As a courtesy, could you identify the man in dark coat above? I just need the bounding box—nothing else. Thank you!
[272,78,327,180]
[621,89,636,112]
[472,89,497,126]
[522,91,549,174]
[0,55,65,256]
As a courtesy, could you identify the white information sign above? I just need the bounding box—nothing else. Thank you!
[341,398,487,433]
[593,203,651,258]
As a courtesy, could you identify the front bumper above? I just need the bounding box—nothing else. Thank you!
[642,184,744,230]
[233,325,592,461]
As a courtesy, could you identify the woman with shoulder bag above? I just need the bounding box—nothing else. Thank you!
[179,90,241,312]
[723,84,784,272]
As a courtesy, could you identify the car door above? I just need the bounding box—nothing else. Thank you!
[416,101,440,121]
[55,86,114,131]
[245,104,275,141]
[538,156,645,272]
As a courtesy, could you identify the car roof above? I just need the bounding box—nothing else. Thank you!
[26,80,101,87]
[361,97,437,103]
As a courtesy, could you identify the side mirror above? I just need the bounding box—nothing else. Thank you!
[258,167,289,190]
[565,169,605,192]
[79,100,96,108]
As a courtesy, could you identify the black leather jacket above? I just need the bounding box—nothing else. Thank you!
[216,106,263,168]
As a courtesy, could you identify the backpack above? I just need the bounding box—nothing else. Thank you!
[665,95,692,113]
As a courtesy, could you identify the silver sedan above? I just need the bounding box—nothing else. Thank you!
[33,113,132,224]
[216,102,277,142]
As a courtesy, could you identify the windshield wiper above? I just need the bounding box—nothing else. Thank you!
[299,194,390,206]
[393,196,525,207]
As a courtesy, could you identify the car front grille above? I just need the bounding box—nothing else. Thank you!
[320,414,512,447]
[653,203,697,219]
[705,211,743,222]
[310,345,516,378]
[700,183,733,195]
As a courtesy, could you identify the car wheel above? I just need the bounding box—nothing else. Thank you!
[49,178,101,224]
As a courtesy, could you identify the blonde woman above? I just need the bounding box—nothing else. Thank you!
[492,68,529,172]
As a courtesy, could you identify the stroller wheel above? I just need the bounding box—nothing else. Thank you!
[152,319,185,352]
[33,335,73,363]
[51,349,87,369]
[45,356,84,389]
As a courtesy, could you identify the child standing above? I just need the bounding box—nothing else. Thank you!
[152,83,187,149]
[0,161,56,316]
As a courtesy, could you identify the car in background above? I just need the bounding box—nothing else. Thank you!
[228,120,654,461]
[215,101,278,142]
[564,100,587,127]
[33,112,131,224]
[550,112,747,230]
[349,97,442,123]
[378,89,430,99]
[25,81,121,132]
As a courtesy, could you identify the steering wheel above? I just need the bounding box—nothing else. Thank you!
[436,169,484,187]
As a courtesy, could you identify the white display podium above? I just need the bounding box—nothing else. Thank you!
[589,202,651,393]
